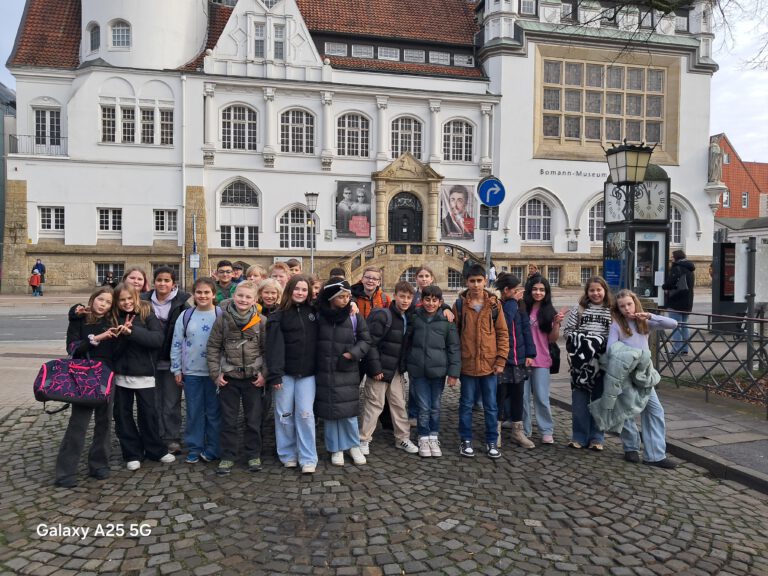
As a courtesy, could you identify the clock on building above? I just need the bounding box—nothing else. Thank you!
[604,183,627,223]
[633,180,669,220]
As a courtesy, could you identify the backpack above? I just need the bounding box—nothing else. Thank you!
[182,306,223,339]
[455,294,499,334]
[368,307,393,337]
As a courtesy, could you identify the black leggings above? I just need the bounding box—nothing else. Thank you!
[497,378,525,422]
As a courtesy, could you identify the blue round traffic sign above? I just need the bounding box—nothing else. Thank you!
[477,176,506,207]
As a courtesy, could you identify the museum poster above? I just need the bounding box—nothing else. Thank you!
[440,183,475,240]
[336,181,372,238]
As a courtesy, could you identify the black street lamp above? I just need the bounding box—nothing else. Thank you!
[304,191,319,273]
[604,141,655,291]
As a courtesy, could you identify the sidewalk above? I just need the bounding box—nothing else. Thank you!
[550,365,768,494]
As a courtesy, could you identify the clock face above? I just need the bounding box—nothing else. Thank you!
[604,184,626,223]
[633,180,669,220]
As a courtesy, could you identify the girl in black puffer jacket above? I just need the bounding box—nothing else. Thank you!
[266,274,319,473]
[314,278,371,467]
[110,283,173,471]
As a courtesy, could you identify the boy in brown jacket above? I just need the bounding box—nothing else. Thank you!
[453,264,509,459]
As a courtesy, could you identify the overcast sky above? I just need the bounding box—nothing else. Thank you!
[0,0,766,161]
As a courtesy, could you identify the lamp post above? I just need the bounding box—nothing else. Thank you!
[304,191,319,273]
[604,141,655,290]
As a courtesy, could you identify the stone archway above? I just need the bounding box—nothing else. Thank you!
[388,192,423,242]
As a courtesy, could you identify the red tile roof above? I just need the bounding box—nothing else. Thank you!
[745,162,768,193]
[180,2,234,72]
[296,0,478,46]
[7,0,81,69]
[326,55,484,79]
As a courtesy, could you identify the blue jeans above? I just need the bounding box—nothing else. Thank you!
[621,388,668,462]
[412,377,445,438]
[668,311,690,354]
[522,367,554,437]
[458,374,498,444]
[274,375,318,466]
[323,417,360,453]
[571,388,604,446]
[183,375,221,459]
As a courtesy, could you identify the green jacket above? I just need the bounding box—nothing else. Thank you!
[215,282,236,305]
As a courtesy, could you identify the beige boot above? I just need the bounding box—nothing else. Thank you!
[511,421,535,449]
[496,421,502,448]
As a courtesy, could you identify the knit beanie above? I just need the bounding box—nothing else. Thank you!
[322,277,351,303]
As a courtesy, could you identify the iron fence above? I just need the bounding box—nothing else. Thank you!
[651,309,768,418]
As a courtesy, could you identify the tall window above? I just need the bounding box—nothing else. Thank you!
[35,109,61,146]
[111,20,131,48]
[101,106,116,142]
[722,189,730,208]
[337,113,370,157]
[154,210,177,234]
[254,24,265,58]
[89,25,100,51]
[141,109,155,144]
[443,120,473,162]
[391,117,422,159]
[519,198,551,241]
[221,181,259,207]
[589,200,604,241]
[280,110,314,153]
[542,59,665,145]
[40,207,65,231]
[742,191,749,209]
[273,24,285,60]
[221,226,259,248]
[222,105,257,150]
[671,206,682,244]
[548,267,560,286]
[279,207,316,248]
[98,208,122,232]
[160,110,174,145]
[121,108,135,143]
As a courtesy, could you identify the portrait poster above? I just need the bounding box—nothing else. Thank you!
[440,183,475,240]
[336,181,372,238]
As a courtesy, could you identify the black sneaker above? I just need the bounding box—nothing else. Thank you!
[624,451,640,463]
[643,458,677,469]
[89,468,111,480]
[460,440,475,457]
[248,458,263,472]
[486,443,501,459]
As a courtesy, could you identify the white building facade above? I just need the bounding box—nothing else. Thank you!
[4,0,717,292]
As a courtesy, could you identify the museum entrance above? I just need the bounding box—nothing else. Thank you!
[388,192,423,242]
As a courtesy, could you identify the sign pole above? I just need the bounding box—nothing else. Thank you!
[476,175,506,277]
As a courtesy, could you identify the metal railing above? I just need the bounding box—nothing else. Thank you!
[8,135,68,156]
[651,309,768,418]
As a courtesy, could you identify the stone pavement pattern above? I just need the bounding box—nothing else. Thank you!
[2,387,768,576]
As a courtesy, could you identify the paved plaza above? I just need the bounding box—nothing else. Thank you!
[1,295,767,575]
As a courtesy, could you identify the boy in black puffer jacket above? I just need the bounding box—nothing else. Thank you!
[359,281,419,457]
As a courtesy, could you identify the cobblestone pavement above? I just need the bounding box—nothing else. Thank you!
[2,385,768,576]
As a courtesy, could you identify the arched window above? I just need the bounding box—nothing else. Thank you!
[671,205,682,244]
[280,109,314,154]
[399,267,420,286]
[222,105,257,150]
[279,207,317,249]
[221,181,259,207]
[519,198,552,241]
[391,117,422,159]
[443,120,473,162]
[111,20,131,48]
[89,24,100,52]
[337,113,370,157]
[589,200,604,242]
[447,268,463,290]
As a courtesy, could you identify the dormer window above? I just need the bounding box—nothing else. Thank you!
[254,24,265,58]
[89,24,100,52]
[111,20,131,48]
[519,0,537,16]
[274,24,285,60]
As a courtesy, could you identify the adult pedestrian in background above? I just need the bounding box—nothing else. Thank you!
[32,258,46,295]
[662,250,695,356]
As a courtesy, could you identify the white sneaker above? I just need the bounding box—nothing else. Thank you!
[348,446,367,465]
[359,441,370,456]
[301,463,316,474]
[429,437,442,457]
[331,451,344,466]
[283,460,298,468]
[418,437,431,457]
[126,460,141,471]
[159,453,175,464]
[396,439,419,454]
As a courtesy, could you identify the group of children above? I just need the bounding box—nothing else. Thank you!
[55,260,677,487]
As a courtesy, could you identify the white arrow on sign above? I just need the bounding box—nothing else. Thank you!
[482,183,501,205]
